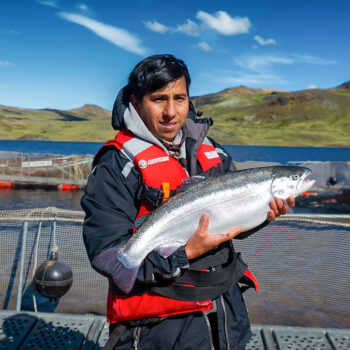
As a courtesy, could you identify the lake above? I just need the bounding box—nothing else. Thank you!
[0,140,349,213]
[0,139,349,163]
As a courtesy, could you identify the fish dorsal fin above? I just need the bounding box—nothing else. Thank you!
[176,176,206,194]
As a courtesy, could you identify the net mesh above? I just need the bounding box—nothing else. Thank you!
[0,208,349,328]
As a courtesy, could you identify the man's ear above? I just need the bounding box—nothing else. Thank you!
[130,95,141,114]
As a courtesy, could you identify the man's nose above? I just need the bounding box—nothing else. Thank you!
[164,100,176,118]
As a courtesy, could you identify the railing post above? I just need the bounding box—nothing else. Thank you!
[16,220,28,311]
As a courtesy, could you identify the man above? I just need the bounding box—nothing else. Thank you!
[81,54,294,349]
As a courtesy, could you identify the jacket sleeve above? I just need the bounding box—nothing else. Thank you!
[81,148,189,285]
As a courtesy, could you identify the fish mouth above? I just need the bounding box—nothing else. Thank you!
[296,170,315,196]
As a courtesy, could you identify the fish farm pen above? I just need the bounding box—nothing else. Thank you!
[0,208,349,349]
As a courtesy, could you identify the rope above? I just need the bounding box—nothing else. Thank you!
[32,221,42,312]
[277,216,350,228]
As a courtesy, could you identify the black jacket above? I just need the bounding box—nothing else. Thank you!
[81,89,253,349]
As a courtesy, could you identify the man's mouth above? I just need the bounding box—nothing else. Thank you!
[160,121,178,130]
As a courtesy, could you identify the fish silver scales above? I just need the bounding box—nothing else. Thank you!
[95,165,315,293]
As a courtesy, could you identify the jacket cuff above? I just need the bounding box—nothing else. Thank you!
[172,246,189,269]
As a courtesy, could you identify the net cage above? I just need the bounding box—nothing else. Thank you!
[0,208,349,329]
[0,152,93,188]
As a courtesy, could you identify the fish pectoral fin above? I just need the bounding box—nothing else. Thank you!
[156,245,181,258]
[284,200,294,214]
[134,214,149,229]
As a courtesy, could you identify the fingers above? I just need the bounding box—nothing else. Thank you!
[224,226,245,240]
[211,226,245,249]
[197,213,209,235]
[287,196,295,208]
[268,196,296,221]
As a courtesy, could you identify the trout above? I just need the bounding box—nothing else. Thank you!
[94,166,315,293]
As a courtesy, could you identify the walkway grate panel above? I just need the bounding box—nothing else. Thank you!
[246,327,266,350]
[273,328,331,350]
[0,312,37,350]
[18,313,95,350]
[328,330,350,350]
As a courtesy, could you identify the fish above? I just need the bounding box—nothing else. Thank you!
[94,166,315,293]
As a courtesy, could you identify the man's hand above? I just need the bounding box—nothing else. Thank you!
[267,196,295,221]
[185,213,244,260]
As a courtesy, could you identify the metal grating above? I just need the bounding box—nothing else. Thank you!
[273,328,331,350]
[19,313,95,349]
[0,312,37,350]
[328,331,350,350]
[95,321,109,349]
[245,327,266,350]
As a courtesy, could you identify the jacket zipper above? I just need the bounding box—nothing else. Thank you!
[202,310,215,350]
[220,295,230,350]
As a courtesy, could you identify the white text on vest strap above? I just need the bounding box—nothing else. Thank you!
[204,151,219,159]
[148,156,170,165]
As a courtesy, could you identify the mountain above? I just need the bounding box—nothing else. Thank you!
[0,82,349,146]
[191,82,350,146]
[0,104,115,141]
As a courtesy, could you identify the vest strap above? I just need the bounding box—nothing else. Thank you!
[150,253,248,301]
[136,182,177,208]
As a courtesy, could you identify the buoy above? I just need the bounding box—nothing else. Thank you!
[57,184,78,191]
[301,191,318,197]
[33,251,73,302]
[0,181,13,189]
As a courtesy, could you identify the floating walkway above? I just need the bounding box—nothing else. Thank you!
[1,310,349,349]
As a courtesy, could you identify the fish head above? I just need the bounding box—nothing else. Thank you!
[271,166,315,199]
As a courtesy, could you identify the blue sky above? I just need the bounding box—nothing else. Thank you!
[1,0,349,110]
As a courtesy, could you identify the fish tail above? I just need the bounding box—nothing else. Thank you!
[111,258,139,294]
[92,247,139,294]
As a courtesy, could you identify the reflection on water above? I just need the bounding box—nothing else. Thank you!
[0,188,83,211]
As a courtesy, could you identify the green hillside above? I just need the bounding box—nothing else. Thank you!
[192,82,350,146]
[0,104,115,141]
[1,82,349,146]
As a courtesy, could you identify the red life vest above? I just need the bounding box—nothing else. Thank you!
[102,128,257,323]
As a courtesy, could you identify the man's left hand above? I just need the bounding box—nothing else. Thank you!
[267,196,295,221]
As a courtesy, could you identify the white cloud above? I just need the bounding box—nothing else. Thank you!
[197,42,212,52]
[36,0,59,8]
[76,3,88,11]
[196,10,250,35]
[307,84,318,89]
[0,61,14,67]
[293,54,337,65]
[236,55,294,72]
[212,72,287,86]
[254,35,276,46]
[235,53,336,74]
[59,12,148,55]
[175,19,200,36]
[143,20,170,34]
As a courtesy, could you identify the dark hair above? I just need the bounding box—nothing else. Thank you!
[127,54,191,102]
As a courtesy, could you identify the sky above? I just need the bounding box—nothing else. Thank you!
[0,0,349,110]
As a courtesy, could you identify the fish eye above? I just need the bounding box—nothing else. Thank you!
[292,174,300,180]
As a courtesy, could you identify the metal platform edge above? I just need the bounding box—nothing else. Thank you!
[1,310,350,349]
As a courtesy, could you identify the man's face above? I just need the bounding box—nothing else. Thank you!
[131,76,189,142]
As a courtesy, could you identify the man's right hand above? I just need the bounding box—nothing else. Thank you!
[185,213,244,260]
